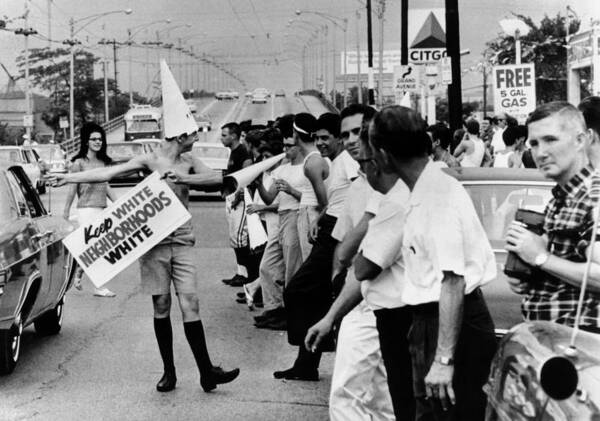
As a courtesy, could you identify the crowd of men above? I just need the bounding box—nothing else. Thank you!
[215,96,600,421]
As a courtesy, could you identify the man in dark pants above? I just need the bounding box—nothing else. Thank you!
[367,105,497,420]
[221,122,254,286]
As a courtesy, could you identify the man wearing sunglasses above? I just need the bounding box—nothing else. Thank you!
[505,101,600,334]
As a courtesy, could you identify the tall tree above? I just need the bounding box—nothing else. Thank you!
[485,13,580,103]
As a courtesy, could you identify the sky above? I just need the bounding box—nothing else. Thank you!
[1,0,598,99]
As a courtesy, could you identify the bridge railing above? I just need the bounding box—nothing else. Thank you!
[61,114,125,158]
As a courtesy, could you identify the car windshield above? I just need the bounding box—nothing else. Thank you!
[0,150,22,163]
[464,184,552,249]
[192,146,230,159]
[35,146,65,161]
[107,144,144,159]
[126,120,160,133]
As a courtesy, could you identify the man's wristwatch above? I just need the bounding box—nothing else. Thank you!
[435,355,454,366]
[534,252,550,268]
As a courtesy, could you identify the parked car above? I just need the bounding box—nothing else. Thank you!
[484,321,600,420]
[0,163,75,374]
[446,167,554,334]
[0,146,46,194]
[190,142,230,192]
[34,144,68,174]
[106,142,150,187]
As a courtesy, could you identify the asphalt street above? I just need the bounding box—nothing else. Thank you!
[0,96,333,421]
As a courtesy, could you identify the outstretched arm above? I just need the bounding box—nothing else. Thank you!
[50,156,147,185]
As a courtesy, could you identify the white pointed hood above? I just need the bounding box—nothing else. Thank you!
[400,92,411,108]
[160,59,198,138]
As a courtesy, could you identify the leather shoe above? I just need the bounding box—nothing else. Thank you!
[273,367,318,381]
[200,366,240,392]
[156,371,177,392]
[253,308,284,323]
[222,274,247,285]
[255,317,287,331]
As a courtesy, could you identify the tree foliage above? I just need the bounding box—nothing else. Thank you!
[485,13,580,103]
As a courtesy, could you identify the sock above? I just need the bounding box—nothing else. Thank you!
[237,264,248,278]
[183,320,213,376]
[153,317,175,374]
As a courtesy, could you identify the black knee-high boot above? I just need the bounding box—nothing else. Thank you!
[154,317,176,392]
[184,320,240,392]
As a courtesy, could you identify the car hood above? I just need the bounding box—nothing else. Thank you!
[486,321,600,419]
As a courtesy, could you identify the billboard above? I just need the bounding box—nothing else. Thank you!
[493,63,536,123]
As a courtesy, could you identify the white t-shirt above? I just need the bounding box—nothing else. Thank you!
[401,161,496,305]
[271,162,304,211]
[326,150,360,218]
[491,127,506,153]
[359,179,410,310]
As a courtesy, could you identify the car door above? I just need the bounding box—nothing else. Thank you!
[6,167,65,314]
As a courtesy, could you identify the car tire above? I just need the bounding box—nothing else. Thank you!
[34,299,64,336]
[0,319,23,375]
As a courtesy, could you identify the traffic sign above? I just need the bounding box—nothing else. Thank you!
[441,57,452,85]
[59,116,69,129]
[493,63,536,123]
[393,65,420,93]
[23,114,34,128]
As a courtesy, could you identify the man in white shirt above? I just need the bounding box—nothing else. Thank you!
[305,105,397,420]
[367,105,497,420]
[490,112,508,154]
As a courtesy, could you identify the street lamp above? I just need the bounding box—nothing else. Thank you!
[296,10,349,107]
[126,19,171,105]
[65,8,133,139]
[499,18,531,64]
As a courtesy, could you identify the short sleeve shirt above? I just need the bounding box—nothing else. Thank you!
[326,150,360,218]
[359,179,410,310]
[226,144,250,175]
[71,159,109,209]
[401,161,496,305]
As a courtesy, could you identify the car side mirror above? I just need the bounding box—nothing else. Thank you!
[539,356,578,400]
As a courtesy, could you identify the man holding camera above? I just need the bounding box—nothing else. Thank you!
[505,101,600,333]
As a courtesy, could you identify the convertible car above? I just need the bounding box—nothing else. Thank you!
[0,163,75,374]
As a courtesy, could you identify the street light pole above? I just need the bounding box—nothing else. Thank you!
[356,10,363,104]
[366,0,375,106]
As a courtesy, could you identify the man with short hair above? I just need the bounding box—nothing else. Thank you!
[221,122,254,287]
[366,105,497,420]
[453,119,485,167]
[505,101,600,333]
[578,96,600,167]
[491,112,508,153]
[427,123,460,168]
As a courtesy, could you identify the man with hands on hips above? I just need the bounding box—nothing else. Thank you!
[505,101,600,332]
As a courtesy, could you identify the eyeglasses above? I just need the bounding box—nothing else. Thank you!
[340,127,361,139]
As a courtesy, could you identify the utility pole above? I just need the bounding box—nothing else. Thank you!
[17,1,38,142]
[366,0,375,105]
[376,0,386,108]
[356,10,363,104]
[103,59,109,122]
[445,0,463,131]
[400,0,408,65]
[98,38,120,118]
[47,0,51,48]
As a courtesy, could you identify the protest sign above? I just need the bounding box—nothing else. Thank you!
[63,171,191,287]
[493,63,536,123]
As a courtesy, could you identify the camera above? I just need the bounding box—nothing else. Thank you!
[504,209,546,280]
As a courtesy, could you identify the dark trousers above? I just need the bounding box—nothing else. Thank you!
[409,288,497,421]
[374,306,415,421]
[284,214,337,349]
[234,246,263,283]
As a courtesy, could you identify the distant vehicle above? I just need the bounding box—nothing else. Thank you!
[251,89,269,104]
[245,91,253,98]
[445,168,553,335]
[194,113,212,132]
[0,146,45,194]
[185,99,198,115]
[106,142,149,186]
[131,138,161,153]
[275,89,285,97]
[0,164,76,374]
[190,143,230,192]
[124,105,162,141]
[215,91,237,100]
[34,144,68,174]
